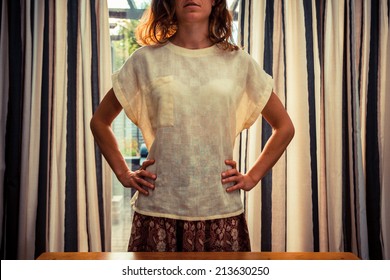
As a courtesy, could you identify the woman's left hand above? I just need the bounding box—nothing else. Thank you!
[221,160,258,192]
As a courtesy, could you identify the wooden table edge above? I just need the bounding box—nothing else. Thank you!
[36,252,360,260]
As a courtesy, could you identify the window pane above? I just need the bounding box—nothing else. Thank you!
[109,0,149,252]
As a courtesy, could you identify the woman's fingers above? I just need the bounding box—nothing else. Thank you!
[140,159,155,169]
[224,174,245,192]
[137,169,157,181]
[221,159,237,179]
[222,159,256,192]
[132,183,149,195]
[221,159,243,191]
[136,159,157,195]
[134,170,156,189]
[119,159,157,195]
[221,171,240,183]
[224,159,236,169]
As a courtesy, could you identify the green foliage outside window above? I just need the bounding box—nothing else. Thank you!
[111,19,141,72]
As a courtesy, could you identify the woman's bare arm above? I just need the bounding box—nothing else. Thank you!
[90,88,156,195]
[222,92,295,192]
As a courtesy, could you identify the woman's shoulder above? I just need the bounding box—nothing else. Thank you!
[231,47,253,60]
[219,46,254,64]
[130,44,167,58]
[122,44,166,69]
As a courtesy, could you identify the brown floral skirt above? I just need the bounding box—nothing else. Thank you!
[127,212,251,252]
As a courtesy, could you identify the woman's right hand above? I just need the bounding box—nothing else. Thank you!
[117,159,157,195]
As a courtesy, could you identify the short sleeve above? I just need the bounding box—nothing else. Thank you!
[235,53,274,135]
[112,54,141,126]
[111,51,155,149]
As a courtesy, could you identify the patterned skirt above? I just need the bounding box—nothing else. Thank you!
[127,212,251,252]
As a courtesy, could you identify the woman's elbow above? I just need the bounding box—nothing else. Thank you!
[90,114,100,136]
[278,118,294,145]
[286,120,295,143]
[289,120,295,138]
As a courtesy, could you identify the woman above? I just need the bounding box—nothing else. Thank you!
[90,0,294,252]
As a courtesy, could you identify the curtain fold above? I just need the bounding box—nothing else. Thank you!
[1,0,388,260]
[241,0,389,259]
[261,0,274,252]
[0,0,9,252]
[284,0,315,253]
[2,0,24,260]
[34,0,53,258]
[18,0,44,259]
[96,0,113,252]
[379,0,390,260]
[240,0,265,253]
[269,0,287,253]
[323,0,345,253]
[1,0,112,260]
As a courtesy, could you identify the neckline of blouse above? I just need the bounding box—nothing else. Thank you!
[165,41,219,57]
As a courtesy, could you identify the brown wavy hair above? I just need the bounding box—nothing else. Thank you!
[136,0,239,51]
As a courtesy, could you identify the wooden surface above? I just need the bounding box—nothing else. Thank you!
[37,251,360,260]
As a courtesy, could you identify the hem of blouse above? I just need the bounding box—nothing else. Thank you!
[132,207,245,221]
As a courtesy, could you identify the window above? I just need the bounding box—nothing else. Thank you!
[109,0,149,252]
[108,0,240,252]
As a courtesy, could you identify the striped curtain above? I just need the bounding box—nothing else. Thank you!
[0,0,112,260]
[239,0,389,259]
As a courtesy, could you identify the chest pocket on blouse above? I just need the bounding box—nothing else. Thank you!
[146,76,176,129]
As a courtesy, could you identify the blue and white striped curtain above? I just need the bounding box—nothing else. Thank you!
[0,0,112,260]
[239,0,389,259]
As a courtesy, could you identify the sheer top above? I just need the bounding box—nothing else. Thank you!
[112,42,273,220]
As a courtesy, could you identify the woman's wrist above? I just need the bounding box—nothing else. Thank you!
[116,169,133,186]
[246,170,261,186]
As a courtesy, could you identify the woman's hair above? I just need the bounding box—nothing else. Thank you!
[136,0,239,51]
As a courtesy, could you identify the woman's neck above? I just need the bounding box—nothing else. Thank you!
[170,22,212,49]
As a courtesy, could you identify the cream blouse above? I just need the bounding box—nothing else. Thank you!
[112,42,273,221]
